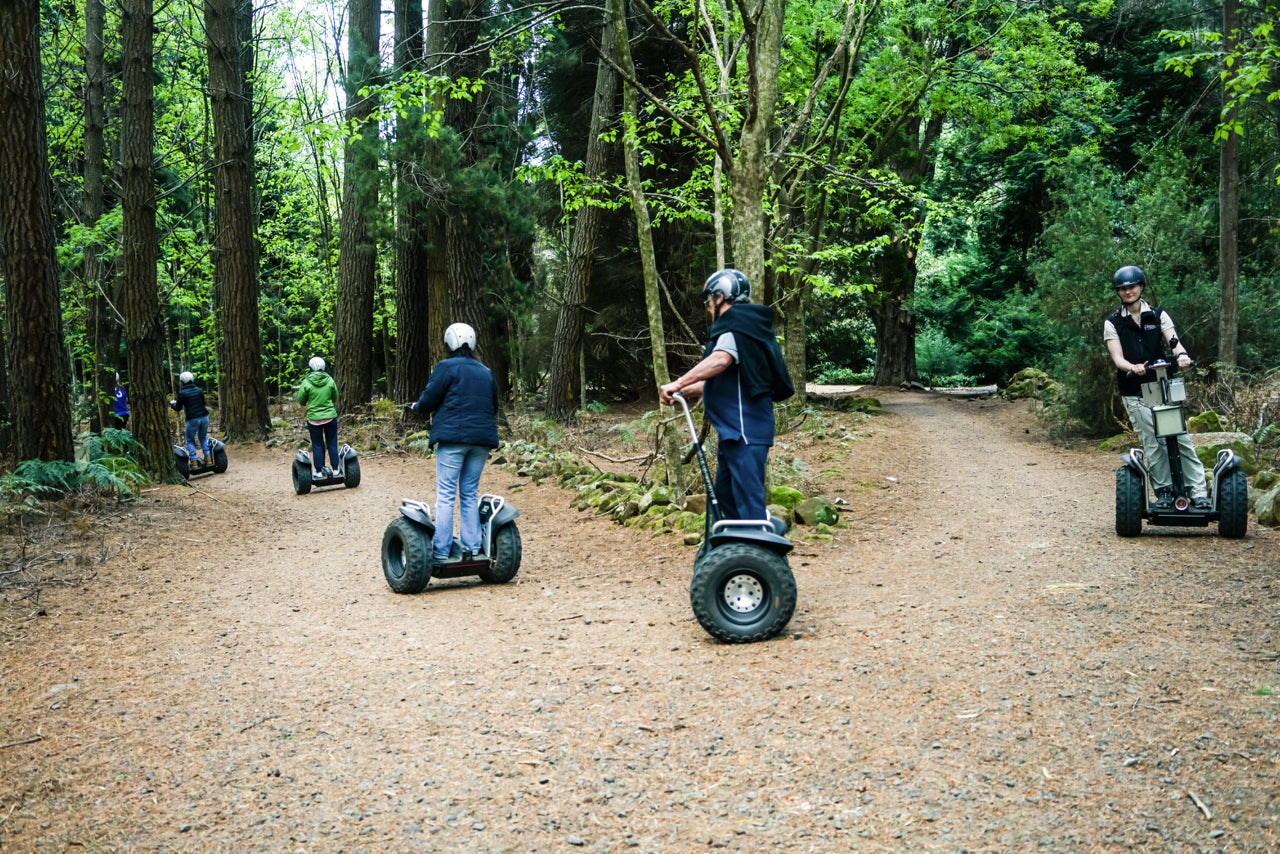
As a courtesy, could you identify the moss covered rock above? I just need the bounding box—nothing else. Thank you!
[1253,470,1279,492]
[769,485,804,509]
[1254,484,1280,528]
[1003,368,1063,401]
[1187,411,1225,433]
[794,496,838,526]
[1192,432,1257,475]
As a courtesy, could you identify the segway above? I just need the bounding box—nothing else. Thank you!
[292,445,361,494]
[381,494,522,593]
[174,437,228,480]
[673,392,796,643]
[1116,357,1248,538]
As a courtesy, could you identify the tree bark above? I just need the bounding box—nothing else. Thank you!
[208,0,270,440]
[121,0,177,479]
[1217,0,1240,368]
[545,11,618,423]
[868,237,919,386]
[726,0,783,292]
[611,0,684,499]
[392,0,433,403]
[335,0,380,409]
[0,0,74,463]
[84,0,120,434]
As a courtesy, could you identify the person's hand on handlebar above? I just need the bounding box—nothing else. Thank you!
[1129,361,1147,377]
[659,380,703,406]
[1175,352,1192,369]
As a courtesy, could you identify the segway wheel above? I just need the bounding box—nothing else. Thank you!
[1217,467,1249,540]
[478,522,522,584]
[174,451,190,480]
[690,543,796,644]
[212,446,228,474]
[292,459,313,495]
[382,517,433,594]
[343,455,361,489]
[1115,466,1144,537]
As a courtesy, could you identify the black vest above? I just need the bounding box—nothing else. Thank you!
[1108,305,1166,397]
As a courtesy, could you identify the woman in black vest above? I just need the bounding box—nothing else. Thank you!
[1102,265,1208,509]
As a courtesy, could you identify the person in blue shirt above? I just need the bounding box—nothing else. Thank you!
[411,323,501,563]
[112,373,129,430]
[659,269,794,521]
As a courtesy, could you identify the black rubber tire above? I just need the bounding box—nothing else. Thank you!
[343,455,361,489]
[1115,466,1144,537]
[212,447,228,474]
[292,460,312,495]
[382,517,433,594]
[1217,467,1249,539]
[690,543,796,644]
[175,452,190,480]
[479,523,522,584]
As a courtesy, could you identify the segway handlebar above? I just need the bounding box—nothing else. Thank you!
[671,391,700,445]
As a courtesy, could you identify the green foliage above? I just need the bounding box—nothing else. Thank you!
[1,430,148,501]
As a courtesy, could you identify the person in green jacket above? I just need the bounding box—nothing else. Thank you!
[297,356,340,478]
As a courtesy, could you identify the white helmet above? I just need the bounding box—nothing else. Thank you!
[309,356,326,372]
[179,371,194,384]
[444,322,476,352]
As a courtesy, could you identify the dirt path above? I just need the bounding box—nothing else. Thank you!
[2,392,1278,852]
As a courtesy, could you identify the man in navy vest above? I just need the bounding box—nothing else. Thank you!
[659,269,793,521]
[1103,265,1208,509]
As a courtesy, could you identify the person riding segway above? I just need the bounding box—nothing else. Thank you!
[659,269,797,642]
[1105,265,1247,537]
[292,356,360,493]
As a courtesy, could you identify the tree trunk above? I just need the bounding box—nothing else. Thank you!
[121,0,177,479]
[423,0,449,369]
[439,0,492,372]
[392,0,433,404]
[1217,0,1240,369]
[208,0,269,440]
[335,0,380,409]
[726,0,783,293]
[545,11,618,423]
[611,0,684,499]
[84,0,119,434]
[868,237,919,386]
[0,0,74,463]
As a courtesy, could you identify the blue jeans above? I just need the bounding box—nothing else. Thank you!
[184,416,210,460]
[714,439,770,521]
[307,420,340,470]
[434,443,488,558]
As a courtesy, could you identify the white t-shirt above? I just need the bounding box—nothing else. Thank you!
[1102,300,1174,343]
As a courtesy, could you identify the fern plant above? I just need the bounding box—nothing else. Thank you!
[0,430,149,501]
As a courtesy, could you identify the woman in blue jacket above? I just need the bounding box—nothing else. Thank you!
[411,323,500,563]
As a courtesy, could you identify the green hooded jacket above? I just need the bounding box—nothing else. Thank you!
[297,371,338,421]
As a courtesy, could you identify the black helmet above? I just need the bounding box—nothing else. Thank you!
[702,268,750,304]
[1111,266,1146,290]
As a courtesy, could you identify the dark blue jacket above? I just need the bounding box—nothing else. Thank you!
[414,352,500,449]
[701,303,793,444]
[170,382,209,419]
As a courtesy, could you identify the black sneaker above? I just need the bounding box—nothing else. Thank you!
[1153,488,1174,510]
[1192,497,1211,510]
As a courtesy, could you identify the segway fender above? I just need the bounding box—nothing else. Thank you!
[491,503,521,528]
[1212,448,1242,476]
[294,449,311,466]
[708,528,794,557]
[397,499,436,534]
[1119,449,1146,475]
[207,437,226,454]
[173,445,190,460]
[340,444,358,462]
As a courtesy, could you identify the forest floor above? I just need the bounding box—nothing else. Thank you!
[1,389,1278,853]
